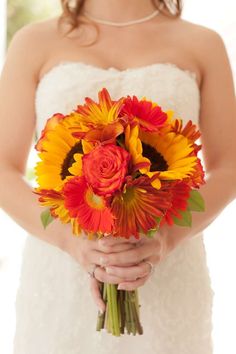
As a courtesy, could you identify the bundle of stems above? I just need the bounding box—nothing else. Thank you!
[96,283,143,336]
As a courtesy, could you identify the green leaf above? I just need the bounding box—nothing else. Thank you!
[40,209,54,229]
[146,229,158,238]
[173,209,192,227]
[187,190,205,212]
[155,216,162,226]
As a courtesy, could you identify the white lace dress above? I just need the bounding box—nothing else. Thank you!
[13,62,215,354]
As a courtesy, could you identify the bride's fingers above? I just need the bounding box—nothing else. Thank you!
[94,266,133,284]
[98,235,143,248]
[86,249,135,268]
[104,262,151,280]
[117,273,150,291]
[97,240,138,254]
[100,242,157,267]
[89,278,106,313]
[85,249,105,266]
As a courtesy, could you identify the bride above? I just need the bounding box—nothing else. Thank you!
[0,0,236,353]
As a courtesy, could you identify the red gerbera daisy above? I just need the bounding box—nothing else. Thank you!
[184,157,206,188]
[160,181,191,226]
[64,176,114,234]
[120,95,168,132]
[111,176,171,239]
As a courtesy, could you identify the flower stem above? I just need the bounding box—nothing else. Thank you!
[110,284,120,336]
[125,291,131,334]
[96,283,143,336]
[106,284,113,333]
[129,293,136,335]
[130,290,143,335]
[96,282,106,331]
[119,290,125,334]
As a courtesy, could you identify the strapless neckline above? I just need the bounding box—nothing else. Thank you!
[35,59,201,136]
[36,61,200,93]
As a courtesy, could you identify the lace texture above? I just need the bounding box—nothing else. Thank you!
[13,62,214,354]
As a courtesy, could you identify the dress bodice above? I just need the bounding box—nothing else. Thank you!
[35,61,200,135]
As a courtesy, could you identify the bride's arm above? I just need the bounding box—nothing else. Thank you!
[0,25,64,245]
[165,29,236,251]
[0,25,138,311]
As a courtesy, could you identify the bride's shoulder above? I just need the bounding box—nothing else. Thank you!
[8,17,60,52]
[172,18,228,70]
[174,18,225,52]
[6,17,62,77]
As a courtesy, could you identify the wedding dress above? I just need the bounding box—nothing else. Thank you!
[13,61,215,354]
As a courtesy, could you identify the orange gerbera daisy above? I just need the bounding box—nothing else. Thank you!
[35,188,70,224]
[73,121,124,143]
[64,176,114,235]
[184,157,205,188]
[70,88,125,129]
[35,188,82,235]
[171,119,201,144]
[111,176,171,239]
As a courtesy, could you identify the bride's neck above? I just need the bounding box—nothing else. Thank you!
[82,0,158,22]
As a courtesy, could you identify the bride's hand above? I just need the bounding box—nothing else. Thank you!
[95,228,171,291]
[60,226,139,312]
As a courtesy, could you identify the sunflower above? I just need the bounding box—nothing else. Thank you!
[35,122,84,190]
[125,125,198,189]
[169,119,205,187]
[111,176,171,239]
[64,176,114,235]
[35,113,65,152]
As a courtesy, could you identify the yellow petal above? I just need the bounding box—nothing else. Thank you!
[82,140,95,154]
[169,156,197,169]
[150,178,161,189]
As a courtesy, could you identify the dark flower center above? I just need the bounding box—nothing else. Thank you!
[116,132,125,148]
[61,141,83,180]
[142,142,168,172]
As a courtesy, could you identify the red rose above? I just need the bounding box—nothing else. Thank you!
[83,144,130,196]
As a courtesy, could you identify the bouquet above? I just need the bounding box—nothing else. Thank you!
[34,88,205,336]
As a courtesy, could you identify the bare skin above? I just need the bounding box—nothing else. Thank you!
[0,0,236,313]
